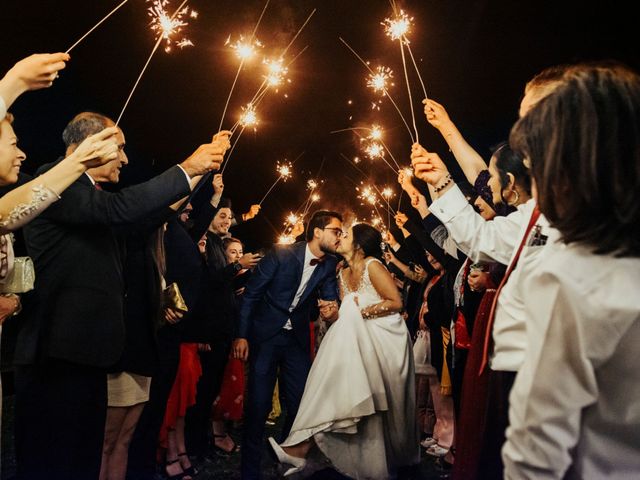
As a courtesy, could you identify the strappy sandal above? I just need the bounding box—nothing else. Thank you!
[213,433,240,454]
[177,452,198,477]
[164,458,192,480]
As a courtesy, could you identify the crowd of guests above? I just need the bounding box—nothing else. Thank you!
[0,50,639,480]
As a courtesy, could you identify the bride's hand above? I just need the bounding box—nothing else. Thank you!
[318,299,338,322]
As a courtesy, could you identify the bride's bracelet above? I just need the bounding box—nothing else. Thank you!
[361,302,397,319]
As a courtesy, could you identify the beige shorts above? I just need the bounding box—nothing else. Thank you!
[107,372,151,407]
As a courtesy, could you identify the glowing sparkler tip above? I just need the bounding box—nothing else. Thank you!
[228,35,263,60]
[147,0,196,52]
[278,234,295,245]
[311,193,320,202]
[367,66,394,94]
[286,213,300,225]
[276,161,293,181]
[402,167,414,178]
[383,10,413,42]
[364,142,385,160]
[263,58,288,88]
[239,104,259,128]
[369,125,383,141]
[382,187,393,198]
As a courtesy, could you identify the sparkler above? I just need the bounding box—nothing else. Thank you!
[367,66,394,93]
[383,9,419,141]
[218,0,270,132]
[149,0,196,53]
[219,10,314,174]
[364,142,385,160]
[116,0,194,125]
[258,160,294,206]
[263,57,289,89]
[331,126,400,173]
[65,0,130,54]
[238,103,259,130]
[339,37,415,142]
[278,234,296,245]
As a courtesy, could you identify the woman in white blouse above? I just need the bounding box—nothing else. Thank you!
[502,62,640,479]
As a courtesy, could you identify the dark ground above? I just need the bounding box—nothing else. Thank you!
[1,393,450,480]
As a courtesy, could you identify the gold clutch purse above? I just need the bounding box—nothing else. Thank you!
[163,282,188,313]
[1,256,35,294]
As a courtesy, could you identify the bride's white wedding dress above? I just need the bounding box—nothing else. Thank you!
[281,258,420,479]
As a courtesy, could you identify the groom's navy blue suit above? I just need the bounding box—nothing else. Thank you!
[238,241,338,479]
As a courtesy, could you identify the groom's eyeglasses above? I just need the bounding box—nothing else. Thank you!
[322,227,345,238]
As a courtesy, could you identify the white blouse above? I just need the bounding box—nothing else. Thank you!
[503,241,640,479]
[430,185,559,371]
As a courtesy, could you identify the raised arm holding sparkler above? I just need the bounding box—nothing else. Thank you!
[423,98,488,183]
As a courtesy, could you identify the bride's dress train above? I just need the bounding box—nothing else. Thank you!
[281,258,420,479]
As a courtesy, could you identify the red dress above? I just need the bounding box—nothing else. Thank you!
[159,343,202,449]
[211,354,245,421]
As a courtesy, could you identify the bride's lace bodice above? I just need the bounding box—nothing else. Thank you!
[339,257,383,308]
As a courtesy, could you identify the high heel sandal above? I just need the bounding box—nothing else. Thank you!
[177,452,198,476]
[164,458,192,480]
[213,433,240,454]
[268,437,306,477]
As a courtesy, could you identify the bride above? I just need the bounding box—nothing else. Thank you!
[269,222,420,479]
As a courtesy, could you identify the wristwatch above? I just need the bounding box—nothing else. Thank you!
[232,261,243,273]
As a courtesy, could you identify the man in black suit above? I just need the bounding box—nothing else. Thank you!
[233,210,342,480]
[13,112,230,480]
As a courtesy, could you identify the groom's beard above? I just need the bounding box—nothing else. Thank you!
[319,239,339,255]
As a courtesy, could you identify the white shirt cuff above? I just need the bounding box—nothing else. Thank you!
[0,95,7,120]
[430,184,470,223]
[177,164,192,184]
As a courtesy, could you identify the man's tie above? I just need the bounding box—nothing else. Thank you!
[478,205,541,375]
[94,183,103,191]
[309,257,325,266]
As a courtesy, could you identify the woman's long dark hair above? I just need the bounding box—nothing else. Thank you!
[352,223,384,262]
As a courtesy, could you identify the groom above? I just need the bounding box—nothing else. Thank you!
[233,210,343,479]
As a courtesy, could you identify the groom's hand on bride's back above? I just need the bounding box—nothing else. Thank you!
[232,338,249,362]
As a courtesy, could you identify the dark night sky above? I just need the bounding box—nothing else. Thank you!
[2,0,638,250]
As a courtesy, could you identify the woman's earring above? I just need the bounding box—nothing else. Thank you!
[505,188,520,206]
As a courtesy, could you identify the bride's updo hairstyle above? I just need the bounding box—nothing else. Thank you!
[352,223,384,261]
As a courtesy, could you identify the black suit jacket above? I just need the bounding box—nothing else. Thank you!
[15,163,191,367]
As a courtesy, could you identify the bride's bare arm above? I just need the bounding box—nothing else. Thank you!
[360,260,403,319]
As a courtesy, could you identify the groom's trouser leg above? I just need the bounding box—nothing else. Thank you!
[241,335,281,480]
[278,331,312,440]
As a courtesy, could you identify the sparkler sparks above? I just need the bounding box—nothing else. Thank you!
[278,234,295,245]
[276,161,293,181]
[358,186,378,205]
[226,35,263,60]
[367,66,394,93]
[239,103,258,128]
[382,187,394,199]
[147,0,197,53]
[364,142,385,160]
[368,125,383,141]
[263,58,289,88]
[311,193,320,202]
[383,10,413,42]
[307,179,318,190]
[285,213,300,225]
